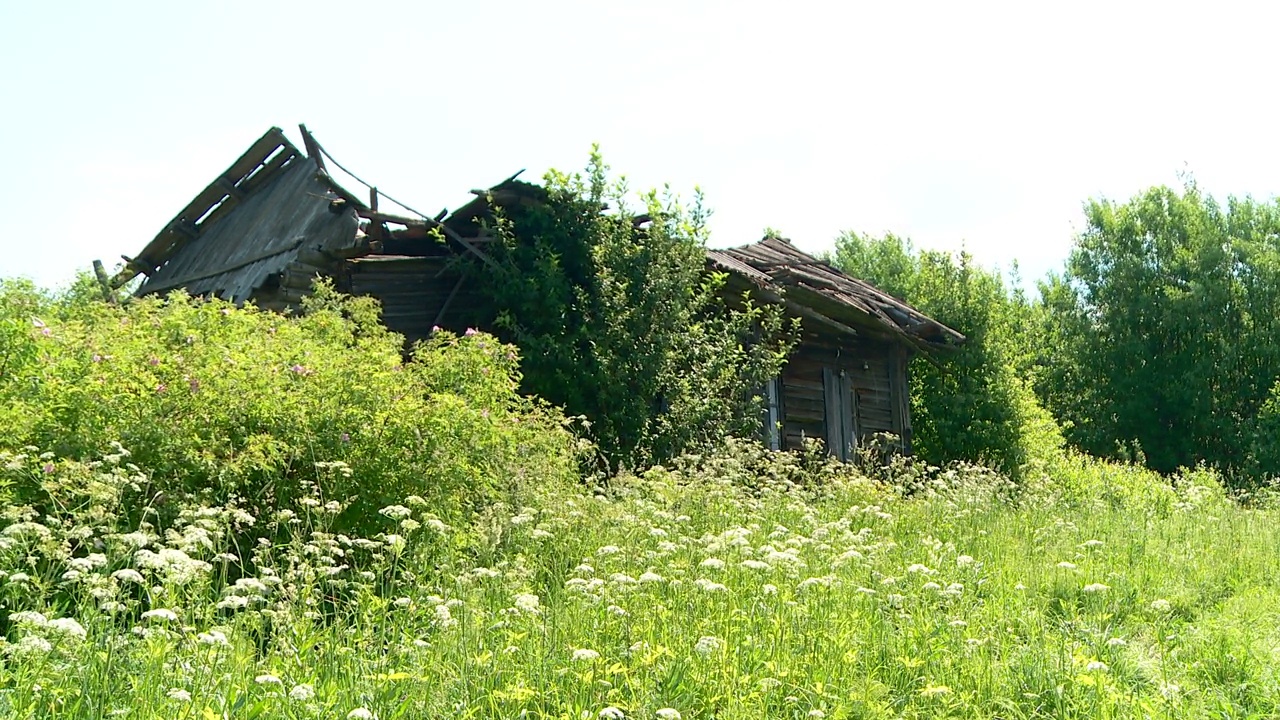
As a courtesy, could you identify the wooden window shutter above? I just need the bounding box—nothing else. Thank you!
[823,367,855,461]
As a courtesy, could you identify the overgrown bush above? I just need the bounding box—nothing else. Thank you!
[0,280,579,532]
[830,233,1064,478]
[473,150,797,470]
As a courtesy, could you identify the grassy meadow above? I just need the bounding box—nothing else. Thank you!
[4,444,1280,719]
[3,282,1280,719]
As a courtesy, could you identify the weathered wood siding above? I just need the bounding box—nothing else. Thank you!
[778,332,909,457]
[340,256,489,347]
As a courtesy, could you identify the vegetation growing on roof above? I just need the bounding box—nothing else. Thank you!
[472,149,799,470]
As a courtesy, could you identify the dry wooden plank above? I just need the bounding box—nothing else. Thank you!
[299,124,326,172]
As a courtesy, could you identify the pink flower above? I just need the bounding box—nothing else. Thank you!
[156,383,167,394]
[431,325,442,334]
[290,364,312,376]
[42,463,54,474]
[31,318,45,328]
[91,354,103,363]
[149,357,160,367]
[464,328,478,337]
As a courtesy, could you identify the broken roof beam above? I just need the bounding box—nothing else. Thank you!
[298,124,326,172]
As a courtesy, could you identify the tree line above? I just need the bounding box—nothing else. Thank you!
[832,181,1280,485]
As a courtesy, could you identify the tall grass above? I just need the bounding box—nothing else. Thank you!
[2,441,1278,719]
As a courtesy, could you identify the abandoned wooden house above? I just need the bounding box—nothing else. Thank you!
[109,126,964,459]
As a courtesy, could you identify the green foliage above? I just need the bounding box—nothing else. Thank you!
[830,233,1063,478]
[3,435,1279,717]
[1039,182,1280,480]
[474,149,797,470]
[0,280,578,532]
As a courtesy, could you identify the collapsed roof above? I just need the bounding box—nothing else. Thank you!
[708,237,964,354]
[111,125,963,355]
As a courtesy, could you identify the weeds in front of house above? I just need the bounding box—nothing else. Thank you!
[4,281,1280,719]
[2,439,1279,719]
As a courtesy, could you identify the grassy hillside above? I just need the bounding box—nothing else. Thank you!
[3,282,1280,719]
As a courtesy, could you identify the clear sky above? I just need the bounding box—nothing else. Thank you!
[4,1,1280,291]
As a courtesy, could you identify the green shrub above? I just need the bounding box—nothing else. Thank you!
[473,150,797,471]
[0,280,578,532]
[829,233,1064,479]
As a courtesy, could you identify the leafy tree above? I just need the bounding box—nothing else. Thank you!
[830,234,1061,478]
[1038,182,1280,479]
[473,150,797,470]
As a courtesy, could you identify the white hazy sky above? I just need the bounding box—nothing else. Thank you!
[4,1,1280,291]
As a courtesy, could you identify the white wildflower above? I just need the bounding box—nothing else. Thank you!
[216,595,250,611]
[638,571,664,583]
[111,569,145,584]
[166,688,192,702]
[956,555,975,567]
[699,558,726,570]
[572,648,601,662]
[596,545,621,556]
[141,608,178,623]
[289,683,315,701]
[1106,637,1127,647]
[599,707,626,719]
[255,674,282,685]
[921,581,941,591]
[433,604,456,629]
[513,593,541,615]
[1056,561,1077,570]
[762,583,779,595]
[656,709,682,720]
[693,578,727,593]
[906,563,932,574]
[10,611,48,627]
[1085,660,1108,672]
[10,635,52,656]
[740,559,771,571]
[46,618,86,639]
[1083,583,1110,593]
[693,636,723,656]
[379,505,411,520]
[197,630,230,646]
[347,709,375,720]
[1151,598,1172,612]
